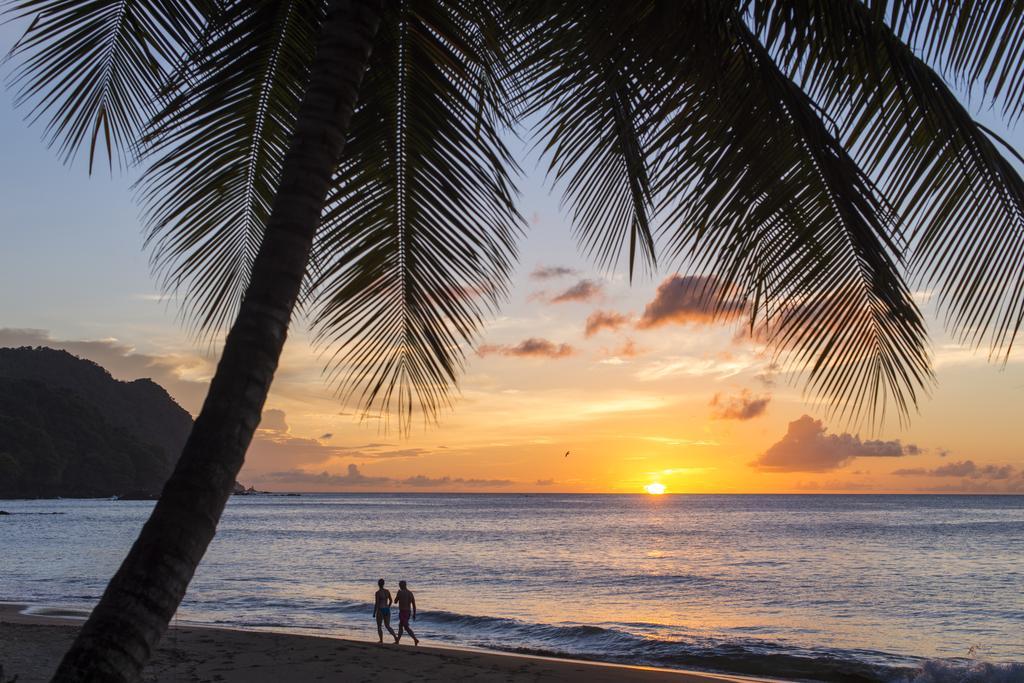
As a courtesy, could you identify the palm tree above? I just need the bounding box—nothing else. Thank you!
[4,0,1023,680]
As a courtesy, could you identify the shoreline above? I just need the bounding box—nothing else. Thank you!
[0,603,780,683]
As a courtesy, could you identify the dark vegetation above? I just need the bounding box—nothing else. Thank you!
[0,347,192,499]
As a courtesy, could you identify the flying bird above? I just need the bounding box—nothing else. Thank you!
[564,451,570,457]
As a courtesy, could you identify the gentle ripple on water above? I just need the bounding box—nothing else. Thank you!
[2,494,1023,681]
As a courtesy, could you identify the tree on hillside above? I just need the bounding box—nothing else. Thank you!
[4,0,1024,680]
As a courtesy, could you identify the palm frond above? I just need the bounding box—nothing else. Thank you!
[520,1,659,280]
[136,0,322,336]
[4,0,205,171]
[311,0,523,426]
[648,6,931,426]
[752,0,1024,357]
[885,0,1024,122]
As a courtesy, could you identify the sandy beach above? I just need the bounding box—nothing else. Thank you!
[0,604,775,683]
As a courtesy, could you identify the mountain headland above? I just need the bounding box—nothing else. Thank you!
[0,347,193,499]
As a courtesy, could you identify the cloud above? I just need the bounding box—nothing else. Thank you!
[585,310,631,337]
[400,475,512,488]
[891,460,1024,492]
[634,352,762,381]
[710,390,770,420]
[927,479,1024,493]
[254,464,512,490]
[259,408,289,432]
[535,479,555,486]
[610,339,640,358]
[599,339,642,364]
[478,338,575,359]
[243,436,427,477]
[259,464,391,487]
[245,434,341,473]
[751,415,919,472]
[753,362,780,388]
[364,448,430,459]
[550,279,603,304]
[794,479,876,491]
[892,460,1017,479]
[531,265,577,280]
[321,445,431,462]
[637,276,744,329]
[0,328,210,414]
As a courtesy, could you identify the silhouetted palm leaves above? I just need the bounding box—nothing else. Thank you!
[140,0,324,334]
[5,0,205,170]
[312,1,522,423]
[6,0,1024,427]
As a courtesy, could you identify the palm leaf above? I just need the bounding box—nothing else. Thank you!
[752,0,1024,357]
[4,0,205,171]
[310,0,523,426]
[136,0,322,335]
[519,1,659,280]
[886,0,1024,122]
[646,5,931,426]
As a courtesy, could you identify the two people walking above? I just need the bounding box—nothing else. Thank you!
[373,579,419,645]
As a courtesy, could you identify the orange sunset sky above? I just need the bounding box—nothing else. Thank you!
[1,17,1022,494]
[3,256,1021,495]
[3,196,1022,496]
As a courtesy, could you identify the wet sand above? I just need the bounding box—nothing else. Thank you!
[0,604,777,682]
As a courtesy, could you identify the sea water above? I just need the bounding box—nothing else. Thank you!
[2,494,1022,682]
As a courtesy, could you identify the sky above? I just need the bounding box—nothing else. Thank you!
[1,24,1022,495]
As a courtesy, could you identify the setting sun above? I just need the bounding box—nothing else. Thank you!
[644,483,666,495]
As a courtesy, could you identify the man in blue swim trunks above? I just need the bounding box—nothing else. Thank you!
[373,578,398,644]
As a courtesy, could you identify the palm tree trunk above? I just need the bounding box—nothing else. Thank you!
[50,2,382,681]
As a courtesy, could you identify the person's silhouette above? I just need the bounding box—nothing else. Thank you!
[394,580,419,645]
[373,578,398,644]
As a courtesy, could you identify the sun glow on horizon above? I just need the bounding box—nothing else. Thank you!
[644,483,667,495]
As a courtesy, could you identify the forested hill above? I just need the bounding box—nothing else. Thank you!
[0,347,193,498]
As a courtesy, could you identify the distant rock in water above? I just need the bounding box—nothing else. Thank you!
[0,346,194,499]
[232,481,268,495]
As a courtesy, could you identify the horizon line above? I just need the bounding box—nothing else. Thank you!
[241,490,1024,496]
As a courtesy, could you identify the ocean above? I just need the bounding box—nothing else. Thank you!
[2,494,1022,682]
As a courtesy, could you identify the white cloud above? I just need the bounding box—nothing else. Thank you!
[635,353,762,381]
